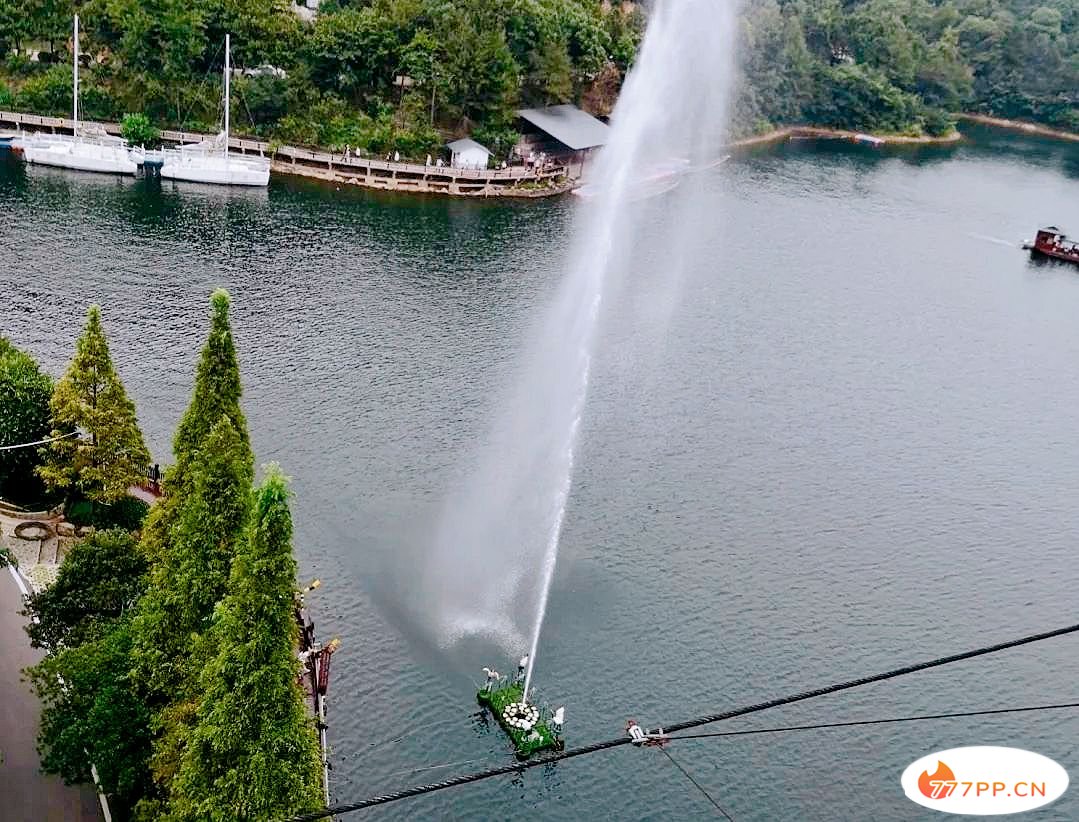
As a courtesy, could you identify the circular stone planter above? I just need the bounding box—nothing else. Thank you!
[14,521,53,541]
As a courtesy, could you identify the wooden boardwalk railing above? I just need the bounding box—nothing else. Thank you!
[0,109,571,192]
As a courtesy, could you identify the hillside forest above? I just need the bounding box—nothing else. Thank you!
[0,0,1075,156]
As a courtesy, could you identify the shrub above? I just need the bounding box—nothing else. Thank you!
[65,496,150,531]
[922,108,956,137]
[0,337,53,505]
[81,85,119,121]
[14,65,72,116]
[120,113,160,147]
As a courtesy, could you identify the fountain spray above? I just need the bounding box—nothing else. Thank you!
[425,0,738,696]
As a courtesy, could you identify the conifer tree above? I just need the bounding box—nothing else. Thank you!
[174,288,251,483]
[39,305,151,503]
[140,288,251,560]
[132,416,253,701]
[166,466,322,821]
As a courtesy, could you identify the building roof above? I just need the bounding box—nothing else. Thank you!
[517,104,610,150]
[446,138,491,155]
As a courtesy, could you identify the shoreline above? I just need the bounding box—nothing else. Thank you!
[727,125,964,150]
[957,113,1079,143]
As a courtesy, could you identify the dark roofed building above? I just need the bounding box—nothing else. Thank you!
[516,104,610,176]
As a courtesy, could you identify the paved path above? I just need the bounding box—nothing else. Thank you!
[0,566,102,821]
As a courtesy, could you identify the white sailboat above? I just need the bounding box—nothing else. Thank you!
[160,35,270,187]
[19,15,138,176]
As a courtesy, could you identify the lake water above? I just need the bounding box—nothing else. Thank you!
[2,125,1078,820]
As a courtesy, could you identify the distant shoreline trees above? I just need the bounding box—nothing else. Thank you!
[0,0,1074,152]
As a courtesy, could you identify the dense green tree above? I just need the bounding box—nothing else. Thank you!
[14,66,73,117]
[141,289,250,561]
[5,0,1078,163]
[0,337,53,504]
[28,617,153,808]
[306,7,402,100]
[172,289,251,483]
[24,529,147,649]
[0,0,30,55]
[39,305,151,505]
[166,466,322,821]
[132,416,253,701]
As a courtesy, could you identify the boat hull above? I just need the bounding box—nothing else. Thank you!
[160,154,270,187]
[22,140,137,175]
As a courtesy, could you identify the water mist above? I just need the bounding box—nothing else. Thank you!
[425,0,739,695]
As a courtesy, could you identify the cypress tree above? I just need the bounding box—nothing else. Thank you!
[173,288,250,481]
[38,305,151,504]
[167,466,322,821]
[132,416,253,701]
[140,288,251,560]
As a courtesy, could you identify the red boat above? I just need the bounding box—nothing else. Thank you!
[1024,226,1079,265]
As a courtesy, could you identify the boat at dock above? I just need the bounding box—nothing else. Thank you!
[159,34,269,187]
[1023,226,1079,265]
[17,15,138,176]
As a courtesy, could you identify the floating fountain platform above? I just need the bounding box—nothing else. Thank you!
[477,682,563,759]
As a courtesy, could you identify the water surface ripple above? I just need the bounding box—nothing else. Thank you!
[2,128,1078,820]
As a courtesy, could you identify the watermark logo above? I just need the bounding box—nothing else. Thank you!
[902,747,1069,815]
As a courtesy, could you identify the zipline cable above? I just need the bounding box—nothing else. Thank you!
[283,621,1079,821]
[0,432,78,451]
[659,747,736,821]
[664,701,1079,741]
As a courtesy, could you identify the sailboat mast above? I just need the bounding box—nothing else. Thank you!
[72,14,79,136]
[223,34,230,159]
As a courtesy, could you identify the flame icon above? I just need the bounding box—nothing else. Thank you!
[918,761,956,799]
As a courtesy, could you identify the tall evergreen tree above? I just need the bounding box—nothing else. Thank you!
[166,466,322,821]
[38,305,151,504]
[141,288,251,560]
[132,416,253,701]
[174,288,251,479]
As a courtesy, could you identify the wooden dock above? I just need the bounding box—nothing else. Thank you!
[0,109,576,198]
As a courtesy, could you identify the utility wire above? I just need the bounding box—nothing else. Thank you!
[659,747,735,821]
[664,701,1079,741]
[283,621,1079,821]
[0,431,78,450]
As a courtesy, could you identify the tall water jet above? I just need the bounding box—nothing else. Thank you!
[424,0,739,692]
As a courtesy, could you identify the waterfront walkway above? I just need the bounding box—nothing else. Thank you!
[0,110,573,197]
[0,566,102,821]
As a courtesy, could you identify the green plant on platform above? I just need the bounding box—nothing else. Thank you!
[121,112,161,147]
[165,466,322,821]
[478,682,561,758]
[0,336,53,504]
[38,305,151,505]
